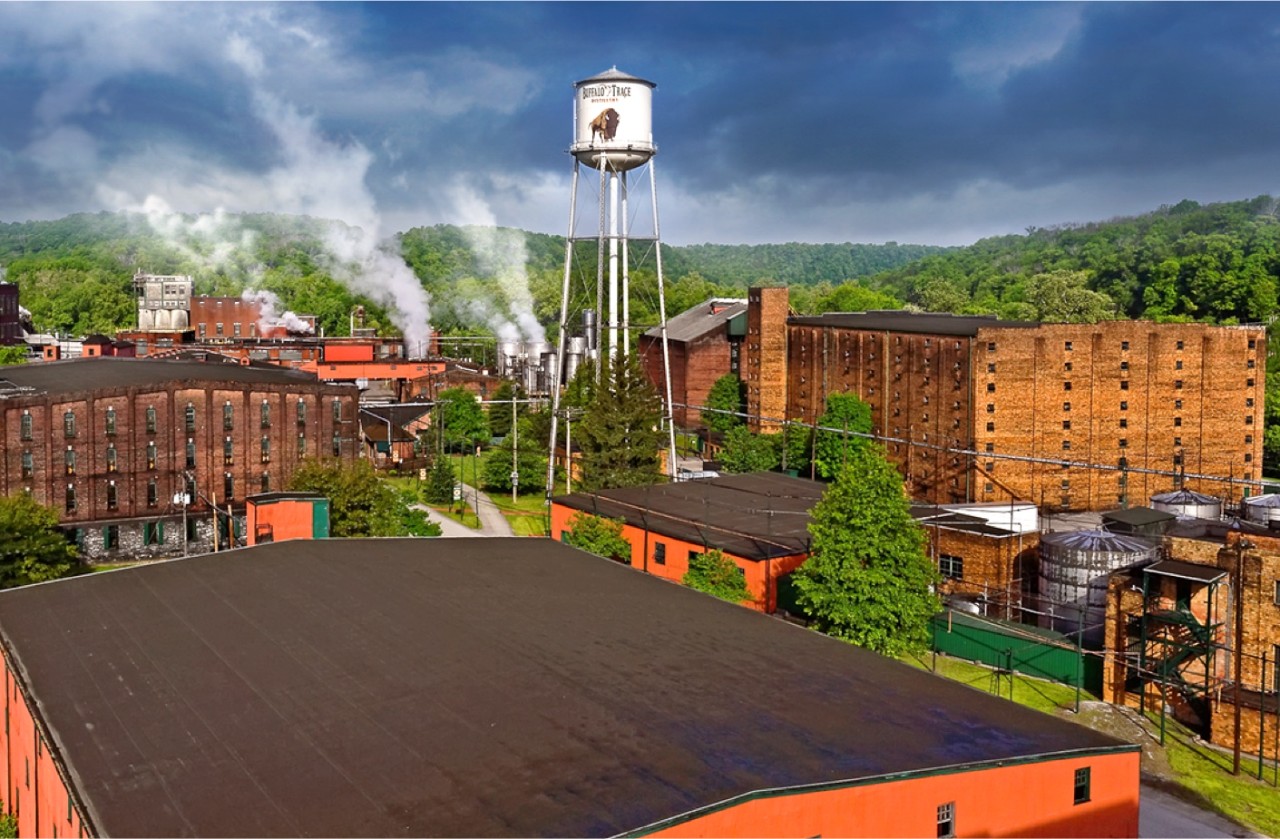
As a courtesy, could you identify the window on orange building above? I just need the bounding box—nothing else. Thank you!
[939,555,963,580]
[653,543,666,565]
[1073,767,1091,804]
[937,802,955,838]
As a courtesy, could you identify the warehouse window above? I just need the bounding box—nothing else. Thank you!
[186,439,196,469]
[1121,341,1129,351]
[224,401,234,430]
[1119,438,1128,448]
[1065,341,1073,351]
[1074,767,1091,804]
[937,802,955,838]
[103,524,118,549]
[939,555,963,580]
[986,382,995,393]
[297,399,307,424]
[147,479,158,508]
[65,447,76,476]
[143,522,163,546]
[147,441,157,470]
[1175,399,1182,410]
[21,450,32,479]
[332,399,342,423]
[224,473,234,501]
[1120,401,1128,411]
[1120,360,1129,371]
[1120,380,1129,390]
[298,434,306,456]
[987,363,995,373]
[984,482,994,493]
[332,433,342,457]
[1176,359,1183,370]
[985,443,994,453]
[986,403,994,414]
[1249,359,1257,369]
[105,407,116,436]
[1174,437,1182,447]
[1245,453,1253,463]
[216,322,224,336]
[224,436,234,465]
[261,400,271,429]
[1274,581,1280,606]
[986,422,994,432]
[233,323,241,338]
[1064,381,1072,391]
[103,444,116,473]
[1120,418,1128,429]
[1063,402,1071,412]
[261,436,271,463]
[653,543,666,566]
[1175,379,1184,389]
[1248,378,1255,388]
[64,411,76,438]
[1249,338,1258,350]
[106,481,117,510]
[1247,397,1255,408]
[1246,415,1254,425]
[1245,435,1253,445]
[65,485,76,513]
[185,403,196,432]
[20,412,31,441]
[1063,420,1071,430]
[261,472,271,493]
[146,405,157,434]
[1062,440,1071,450]
[987,342,995,352]
[1176,340,1184,350]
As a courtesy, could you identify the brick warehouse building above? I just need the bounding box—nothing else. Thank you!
[637,297,746,428]
[0,357,358,560]
[745,287,1265,510]
[0,538,1139,837]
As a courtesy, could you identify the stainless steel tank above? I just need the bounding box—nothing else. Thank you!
[1038,529,1160,648]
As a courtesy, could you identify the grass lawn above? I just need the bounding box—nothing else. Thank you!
[486,492,550,537]
[902,651,1280,835]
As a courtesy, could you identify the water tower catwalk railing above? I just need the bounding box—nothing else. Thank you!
[545,68,678,496]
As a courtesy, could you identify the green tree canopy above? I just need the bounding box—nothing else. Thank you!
[488,381,517,439]
[0,346,29,365]
[433,388,488,453]
[703,373,745,433]
[718,425,781,474]
[0,495,79,588]
[577,353,664,490]
[683,549,752,604]
[812,392,873,480]
[562,513,631,561]
[424,455,457,504]
[482,415,547,495]
[287,458,436,537]
[792,446,940,655]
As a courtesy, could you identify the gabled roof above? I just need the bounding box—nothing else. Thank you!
[0,537,1132,837]
[644,297,747,342]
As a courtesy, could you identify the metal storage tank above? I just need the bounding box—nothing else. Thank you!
[1038,529,1160,648]
[564,336,586,383]
[1150,489,1222,520]
[497,341,520,377]
[1243,493,1280,529]
[571,67,655,172]
[538,351,557,394]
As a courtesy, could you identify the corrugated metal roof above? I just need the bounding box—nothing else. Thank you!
[643,298,748,342]
[1040,529,1158,554]
[1150,489,1221,505]
[0,537,1132,837]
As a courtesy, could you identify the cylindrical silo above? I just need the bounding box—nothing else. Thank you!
[1150,489,1222,520]
[571,68,655,173]
[498,341,520,378]
[1038,530,1160,648]
[538,351,557,394]
[1243,494,1280,529]
[565,336,586,383]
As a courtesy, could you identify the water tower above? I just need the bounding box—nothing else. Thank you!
[546,67,678,488]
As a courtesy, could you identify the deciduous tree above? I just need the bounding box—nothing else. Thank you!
[792,445,940,655]
[703,373,745,433]
[812,393,873,480]
[562,513,630,561]
[0,495,78,588]
[718,425,780,473]
[683,549,751,604]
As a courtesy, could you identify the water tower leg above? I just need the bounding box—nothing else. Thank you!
[546,160,581,503]
[648,159,678,481]
[621,171,630,358]
[608,170,620,359]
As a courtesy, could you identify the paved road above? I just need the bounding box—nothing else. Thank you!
[1140,781,1261,838]
[414,482,515,539]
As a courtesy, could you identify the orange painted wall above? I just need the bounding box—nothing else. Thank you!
[323,343,375,362]
[307,360,445,382]
[648,751,1139,838]
[247,497,322,545]
[551,502,809,612]
[1,659,87,838]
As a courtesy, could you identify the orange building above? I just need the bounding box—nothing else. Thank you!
[245,491,330,545]
[551,472,821,612]
[0,537,1138,837]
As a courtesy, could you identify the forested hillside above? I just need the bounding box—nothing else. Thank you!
[4,197,1280,470]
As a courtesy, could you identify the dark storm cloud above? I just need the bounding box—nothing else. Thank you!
[0,2,1277,245]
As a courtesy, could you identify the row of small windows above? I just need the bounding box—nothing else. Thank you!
[21,399,331,441]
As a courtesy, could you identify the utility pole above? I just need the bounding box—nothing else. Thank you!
[1232,532,1254,775]
[511,389,519,503]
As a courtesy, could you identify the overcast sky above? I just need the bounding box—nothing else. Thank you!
[2,2,1279,247]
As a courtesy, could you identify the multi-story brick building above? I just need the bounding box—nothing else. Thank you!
[0,357,358,560]
[747,288,1266,510]
[638,298,746,428]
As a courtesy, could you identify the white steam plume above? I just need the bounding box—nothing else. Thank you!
[447,183,545,344]
[241,288,314,334]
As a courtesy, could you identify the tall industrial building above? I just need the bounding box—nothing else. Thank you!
[746,288,1265,510]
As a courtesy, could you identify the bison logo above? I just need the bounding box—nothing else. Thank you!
[589,108,620,143]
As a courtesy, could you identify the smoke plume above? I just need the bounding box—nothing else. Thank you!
[241,288,315,334]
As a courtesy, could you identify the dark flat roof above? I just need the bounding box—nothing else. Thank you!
[554,472,824,560]
[1102,506,1176,527]
[0,356,330,398]
[1144,559,1227,584]
[788,310,1039,337]
[0,538,1129,837]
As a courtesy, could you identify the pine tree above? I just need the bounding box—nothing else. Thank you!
[792,445,940,655]
[577,353,664,490]
[424,456,457,504]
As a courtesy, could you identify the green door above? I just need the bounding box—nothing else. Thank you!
[312,499,331,539]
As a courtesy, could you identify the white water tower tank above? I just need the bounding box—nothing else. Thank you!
[572,67,655,172]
